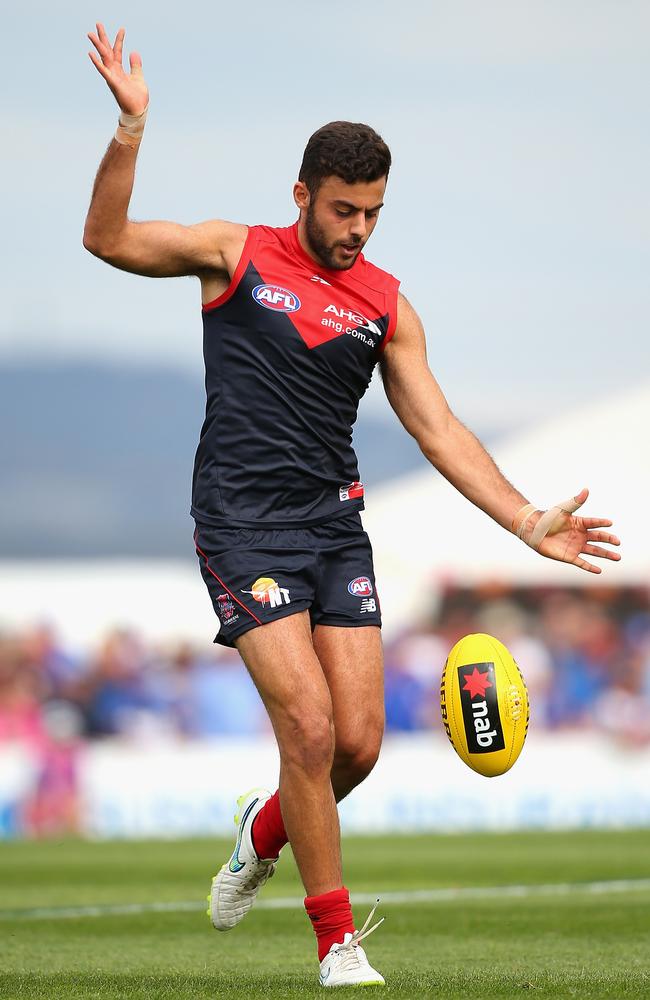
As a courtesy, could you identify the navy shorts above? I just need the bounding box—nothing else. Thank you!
[193,512,381,647]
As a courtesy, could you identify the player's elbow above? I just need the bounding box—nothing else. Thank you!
[82,216,128,262]
[82,227,123,266]
[82,226,107,259]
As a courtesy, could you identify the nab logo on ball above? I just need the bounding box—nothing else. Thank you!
[458,662,505,754]
[252,284,301,313]
[348,576,373,597]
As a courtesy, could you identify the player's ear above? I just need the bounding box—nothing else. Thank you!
[293,181,310,213]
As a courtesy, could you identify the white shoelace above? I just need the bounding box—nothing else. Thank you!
[333,898,384,969]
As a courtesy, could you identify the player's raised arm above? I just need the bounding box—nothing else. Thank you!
[380,294,621,574]
[83,23,246,280]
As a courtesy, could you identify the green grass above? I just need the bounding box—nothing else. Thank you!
[1,831,649,998]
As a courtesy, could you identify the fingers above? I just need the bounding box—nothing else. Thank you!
[88,49,111,81]
[129,51,144,76]
[88,30,109,61]
[583,544,621,562]
[572,556,602,575]
[587,529,620,546]
[96,22,111,47]
[88,28,116,76]
[582,518,615,533]
[113,26,125,64]
[88,23,125,68]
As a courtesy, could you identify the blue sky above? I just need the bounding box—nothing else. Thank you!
[3,1,648,434]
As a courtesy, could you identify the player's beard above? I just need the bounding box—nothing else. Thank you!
[305,203,362,271]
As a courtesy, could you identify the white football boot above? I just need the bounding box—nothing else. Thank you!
[208,788,278,931]
[318,900,385,988]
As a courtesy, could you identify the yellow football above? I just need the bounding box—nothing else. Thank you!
[440,633,529,777]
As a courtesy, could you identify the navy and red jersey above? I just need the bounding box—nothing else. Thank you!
[191,222,400,528]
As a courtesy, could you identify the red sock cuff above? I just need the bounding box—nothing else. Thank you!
[304,886,355,962]
[251,790,287,860]
[304,886,349,909]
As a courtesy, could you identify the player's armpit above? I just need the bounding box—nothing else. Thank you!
[83,217,248,279]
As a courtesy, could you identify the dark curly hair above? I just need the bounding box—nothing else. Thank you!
[298,121,392,197]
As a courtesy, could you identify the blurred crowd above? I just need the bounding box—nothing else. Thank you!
[1,587,649,755]
[383,585,650,745]
[1,586,649,750]
[1,585,648,836]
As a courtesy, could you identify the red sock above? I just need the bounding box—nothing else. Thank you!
[251,790,288,859]
[304,886,355,961]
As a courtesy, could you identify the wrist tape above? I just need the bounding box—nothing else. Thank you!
[115,105,148,148]
[513,496,584,550]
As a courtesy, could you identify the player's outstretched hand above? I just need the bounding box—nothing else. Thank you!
[88,23,148,115]
[536,487,621,574]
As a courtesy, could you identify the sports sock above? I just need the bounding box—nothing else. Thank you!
[304,886,355,961]
[251,790,287,859]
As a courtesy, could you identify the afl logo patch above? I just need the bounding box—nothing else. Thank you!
[252,284,301,313]
[348,576,373,598]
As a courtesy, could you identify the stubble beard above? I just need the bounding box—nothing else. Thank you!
[305,204,362,271]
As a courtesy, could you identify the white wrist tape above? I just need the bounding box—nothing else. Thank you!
[513,496,585,550]
[115,105,148,148]
[514,503,537,541]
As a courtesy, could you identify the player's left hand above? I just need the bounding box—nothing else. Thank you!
[534,487,621,574]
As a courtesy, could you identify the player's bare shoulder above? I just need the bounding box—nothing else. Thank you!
[190,219,248,274]
[380,292,427,369]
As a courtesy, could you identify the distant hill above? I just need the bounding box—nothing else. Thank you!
[0,362,429,557]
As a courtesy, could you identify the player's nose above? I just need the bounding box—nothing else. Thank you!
[349,213,367,240]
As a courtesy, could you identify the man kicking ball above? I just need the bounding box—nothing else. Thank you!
[84,23,621,988]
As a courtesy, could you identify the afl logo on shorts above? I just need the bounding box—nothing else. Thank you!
[252,284,301,313]
[348,576,373,598]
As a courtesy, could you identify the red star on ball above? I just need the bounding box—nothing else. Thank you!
[462,666,493,699]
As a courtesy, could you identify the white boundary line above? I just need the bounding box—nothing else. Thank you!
[2,879,650,922]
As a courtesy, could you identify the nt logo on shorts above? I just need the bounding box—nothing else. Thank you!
[242,576,291,609]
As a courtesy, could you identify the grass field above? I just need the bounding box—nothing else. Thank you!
[1,830,649,998]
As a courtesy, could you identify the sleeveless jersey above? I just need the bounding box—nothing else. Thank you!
[191,222,400,528]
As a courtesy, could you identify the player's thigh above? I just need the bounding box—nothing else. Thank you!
[312,624,385,756]
[236,612,335,757]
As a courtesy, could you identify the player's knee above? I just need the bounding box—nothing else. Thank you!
[334,720,384,781]
[280,710,335,776]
